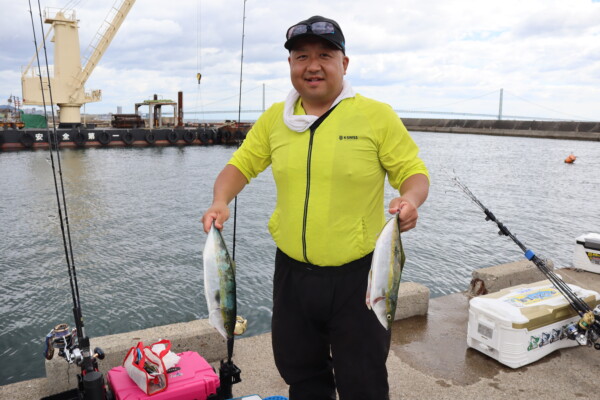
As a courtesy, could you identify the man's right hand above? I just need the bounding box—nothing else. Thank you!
[201,201,230,233]
[201,164,249,233]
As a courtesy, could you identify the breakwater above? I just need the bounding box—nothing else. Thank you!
[402,118,600,141]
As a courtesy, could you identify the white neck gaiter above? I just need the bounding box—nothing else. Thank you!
[282,80,355,132]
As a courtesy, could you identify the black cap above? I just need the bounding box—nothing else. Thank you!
[284,16,345,54]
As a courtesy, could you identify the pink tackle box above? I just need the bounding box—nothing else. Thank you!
[107,351,220,400]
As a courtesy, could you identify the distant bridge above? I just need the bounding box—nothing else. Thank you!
[184,109,576,122]
[185,88,590,122]
[390,110,575,121]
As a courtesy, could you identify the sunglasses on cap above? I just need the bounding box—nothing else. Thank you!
[286,21,336,40]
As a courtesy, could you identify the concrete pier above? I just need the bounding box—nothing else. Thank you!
[2,264,600,399]
[403,118,600,141]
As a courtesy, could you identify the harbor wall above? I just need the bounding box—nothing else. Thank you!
[402,118,600,141]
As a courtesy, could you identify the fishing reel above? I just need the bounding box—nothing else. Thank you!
[565,306,600,350]
[44,323,105,365]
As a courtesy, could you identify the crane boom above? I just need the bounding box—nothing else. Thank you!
[71,0,135,102]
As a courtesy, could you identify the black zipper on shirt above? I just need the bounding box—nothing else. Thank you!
[302,128,315,263]
[301,104,339,264]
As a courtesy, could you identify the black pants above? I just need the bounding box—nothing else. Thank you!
[272,249,391,400]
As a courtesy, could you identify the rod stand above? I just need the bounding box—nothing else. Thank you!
[218,359,241,399]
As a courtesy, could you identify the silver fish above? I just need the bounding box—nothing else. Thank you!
[366,213,405,330]
[203,222,237,340]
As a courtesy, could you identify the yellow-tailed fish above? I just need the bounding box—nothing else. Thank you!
[203,221,237,341]
[366,213,405,330]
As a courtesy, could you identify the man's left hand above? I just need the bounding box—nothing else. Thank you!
[388,198,419,232]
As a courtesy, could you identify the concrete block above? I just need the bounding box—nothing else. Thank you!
[44,319,225,396]
[0,378,47,400]
[469,259,554,297]
[394,282,430,320]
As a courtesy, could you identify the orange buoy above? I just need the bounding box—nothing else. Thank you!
[564,153,577,164]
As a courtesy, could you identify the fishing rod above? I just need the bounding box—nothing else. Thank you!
[218,2,247,398]
[231,0,247,263]
[29,1,107,398]
[452,175,600,349]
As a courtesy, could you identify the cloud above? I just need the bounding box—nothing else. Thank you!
[1,0,599,121]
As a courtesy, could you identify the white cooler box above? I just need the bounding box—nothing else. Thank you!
[574,233,600,273]
[467,279,600,368]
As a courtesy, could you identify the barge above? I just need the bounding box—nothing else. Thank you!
[0,123,251,151]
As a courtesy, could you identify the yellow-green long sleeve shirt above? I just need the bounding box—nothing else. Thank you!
[229,93,429,266]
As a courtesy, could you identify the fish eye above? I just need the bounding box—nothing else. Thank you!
[387,314,392,320]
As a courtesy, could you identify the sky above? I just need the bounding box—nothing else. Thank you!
[1,0,599,122]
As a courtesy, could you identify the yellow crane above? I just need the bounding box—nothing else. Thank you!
[21,0,136,127]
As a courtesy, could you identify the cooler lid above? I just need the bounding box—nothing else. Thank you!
[470,280,600,331]
[576,233,600,250]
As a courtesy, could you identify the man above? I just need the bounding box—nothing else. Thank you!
[202,15,429,400]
